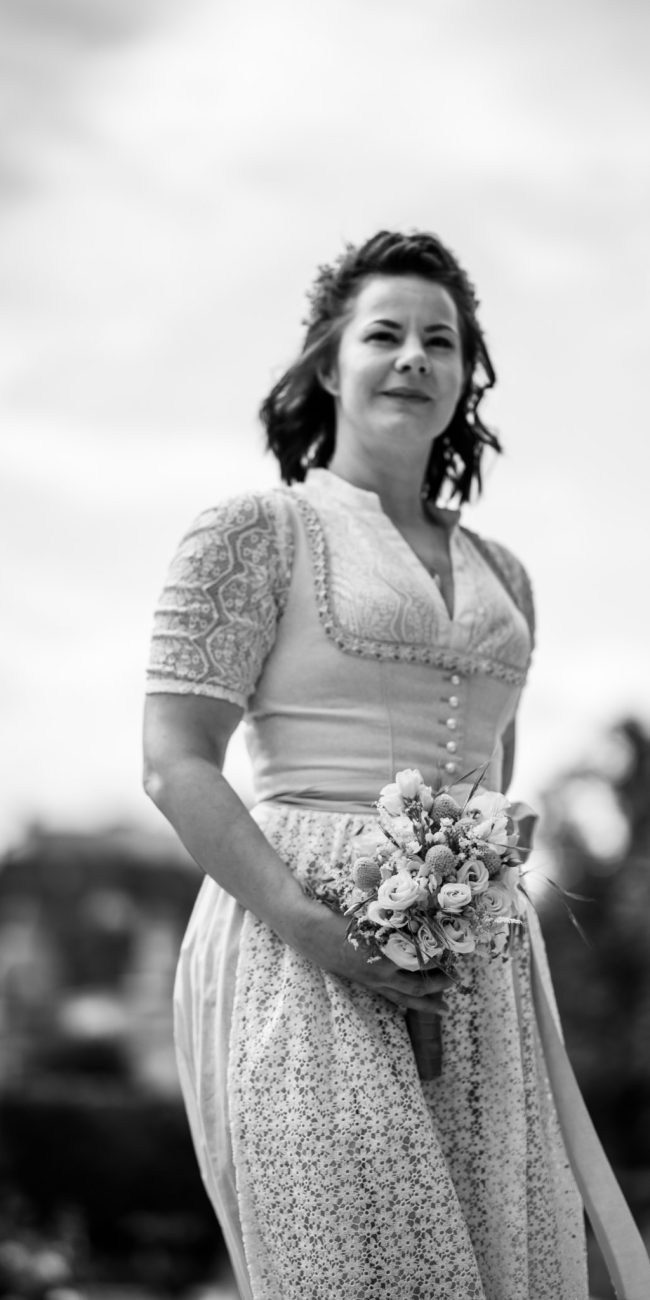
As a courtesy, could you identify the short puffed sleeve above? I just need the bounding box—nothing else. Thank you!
[145,490,294,708]
[471,534,536,652]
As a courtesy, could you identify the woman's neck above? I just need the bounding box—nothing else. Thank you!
[327,446,430,526]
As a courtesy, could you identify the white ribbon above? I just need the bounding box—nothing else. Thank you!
[527,901,650,1300]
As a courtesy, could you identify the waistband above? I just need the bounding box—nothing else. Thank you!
[252,795,379,817]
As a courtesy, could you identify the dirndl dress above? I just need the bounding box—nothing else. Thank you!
[146,468,589,1300]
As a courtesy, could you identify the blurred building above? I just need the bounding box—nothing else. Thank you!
[0,825,226,1289]
[0,824,198,1092]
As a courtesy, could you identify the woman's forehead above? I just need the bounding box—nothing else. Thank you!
[350,274,458,326]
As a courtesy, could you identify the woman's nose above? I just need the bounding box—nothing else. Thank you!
[394,339,431,374]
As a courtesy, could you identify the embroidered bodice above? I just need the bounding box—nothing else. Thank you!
[146,469,534,808]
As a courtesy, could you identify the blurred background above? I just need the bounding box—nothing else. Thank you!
[1,0,649,1296]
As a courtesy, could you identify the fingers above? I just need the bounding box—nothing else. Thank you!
[393,970,451,999]
[378,970,452,1014]
[339,944,452,1010]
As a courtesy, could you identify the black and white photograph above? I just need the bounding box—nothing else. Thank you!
[1,3,650,1298]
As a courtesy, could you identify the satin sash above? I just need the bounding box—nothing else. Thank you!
[527,903,650,1300]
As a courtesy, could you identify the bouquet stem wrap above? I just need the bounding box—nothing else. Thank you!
[406,1007,443,1079]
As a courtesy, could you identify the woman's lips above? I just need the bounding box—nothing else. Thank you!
[381,389,431,402]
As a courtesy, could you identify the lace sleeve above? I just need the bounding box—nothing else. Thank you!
[463,529,536,651]
[480,539,536,650]
[145,491,294,707]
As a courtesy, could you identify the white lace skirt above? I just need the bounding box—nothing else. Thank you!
[173,803,589,1300]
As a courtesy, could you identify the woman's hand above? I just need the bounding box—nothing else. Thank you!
[144,695,450,1015]
[290,895,451,1014]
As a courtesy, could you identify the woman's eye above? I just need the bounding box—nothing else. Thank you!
[365,332,455,349]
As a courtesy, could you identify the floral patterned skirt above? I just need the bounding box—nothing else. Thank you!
[173,802,589,1300]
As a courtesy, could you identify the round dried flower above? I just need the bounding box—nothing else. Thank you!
[424,844,457,881]
[433,793,461,821]
[476,847,502,877]
[352,857,383,891]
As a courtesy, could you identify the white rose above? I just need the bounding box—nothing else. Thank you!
[365,899,409,929]
[457,857,490,895]
[437,882,473,914]
[395,768,425,799]
[466,791,510,821]
[377,873,421,910]
[381,931,421,971]
[378,782,404,815]
[439,914,477,954]
[481,880,515,918]
[417,923,445,962]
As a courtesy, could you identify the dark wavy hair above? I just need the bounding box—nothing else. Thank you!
[260,230,501,504]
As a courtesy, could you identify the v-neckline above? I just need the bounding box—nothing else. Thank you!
[385,518,457,621]
[305,469,462,621]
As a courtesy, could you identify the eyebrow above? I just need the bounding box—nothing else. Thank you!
[367,317,458,334]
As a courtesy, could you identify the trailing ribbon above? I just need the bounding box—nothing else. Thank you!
[527,901,650,1300]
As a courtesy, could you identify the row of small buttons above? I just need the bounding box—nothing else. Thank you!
[443,674,462,774]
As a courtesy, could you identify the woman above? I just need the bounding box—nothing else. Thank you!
[143,231,644,1299]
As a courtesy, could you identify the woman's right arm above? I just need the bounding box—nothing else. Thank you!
[142,692,449,1012]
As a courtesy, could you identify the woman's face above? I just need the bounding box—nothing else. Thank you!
[323,274,465,464]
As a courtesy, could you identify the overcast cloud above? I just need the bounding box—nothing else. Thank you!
[1,0,649,845]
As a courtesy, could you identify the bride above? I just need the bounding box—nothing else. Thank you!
[143,229,649,1300]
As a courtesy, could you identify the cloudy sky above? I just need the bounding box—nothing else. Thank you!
[2,0,649,849]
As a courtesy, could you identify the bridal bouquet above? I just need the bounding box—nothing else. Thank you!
[315,767,532,1078]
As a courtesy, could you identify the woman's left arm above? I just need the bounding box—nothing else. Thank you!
[501,717,516,794]
[501,715,538,857]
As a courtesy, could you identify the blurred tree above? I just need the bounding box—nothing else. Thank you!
[536,717,650,1221]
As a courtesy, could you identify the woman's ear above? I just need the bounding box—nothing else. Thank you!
[317,361,339,397]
